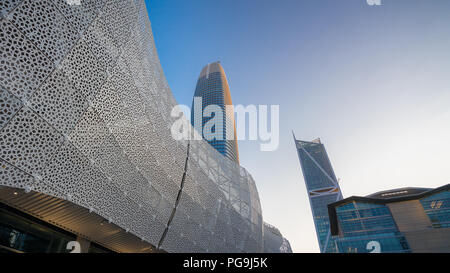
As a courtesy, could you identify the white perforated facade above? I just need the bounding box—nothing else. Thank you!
[0,0,271,253]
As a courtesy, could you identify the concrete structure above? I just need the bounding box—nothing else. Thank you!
[191,62,239,163]
[328,184,450,253]
[0,0,285,253]
[293,136,343,253]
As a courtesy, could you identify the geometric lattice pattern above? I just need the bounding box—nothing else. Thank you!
[0,0,263,252]
[263,222,292,253]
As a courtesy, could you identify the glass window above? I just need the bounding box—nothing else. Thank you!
[0,206,75,253]
[420,190,450,228]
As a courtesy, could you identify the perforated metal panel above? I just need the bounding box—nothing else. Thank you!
[0,0,265,252]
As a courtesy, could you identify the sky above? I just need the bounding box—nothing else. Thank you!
[146,0,450,252]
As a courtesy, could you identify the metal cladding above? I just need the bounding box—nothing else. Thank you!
[0,0,263,252]
[263,222,292,253]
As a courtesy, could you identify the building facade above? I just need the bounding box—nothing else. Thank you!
[263,222,292,253]
[328,185,450,253]
[191,62,240,163]
[0,0,271,253]
[293,136,343,253]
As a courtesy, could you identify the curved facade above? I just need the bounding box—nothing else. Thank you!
[191,62,240,163]
[0,0,263,252]
[263,222,292,253]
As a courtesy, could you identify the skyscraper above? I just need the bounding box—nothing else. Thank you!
[191,62,239,163]
[293,136,343,253]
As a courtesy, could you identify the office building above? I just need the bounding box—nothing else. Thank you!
[328,184,450,253]
[191,62,240,163]
[293,136,343,252]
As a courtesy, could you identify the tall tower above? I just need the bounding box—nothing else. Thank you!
[191,62,239,163]
[293,135,343,253]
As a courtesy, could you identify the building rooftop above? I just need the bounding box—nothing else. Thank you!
[328,183,450,236]
[264,222,282,236]
[366,187,432,199]
[198,61,224,79]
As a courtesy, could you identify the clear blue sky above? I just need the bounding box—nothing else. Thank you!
[146,0,450,252]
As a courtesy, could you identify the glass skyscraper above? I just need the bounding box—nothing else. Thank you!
[191,62,239,163]
[293,136,343,253]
